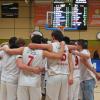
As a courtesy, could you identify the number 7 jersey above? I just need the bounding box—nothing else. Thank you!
[18,47,44,87]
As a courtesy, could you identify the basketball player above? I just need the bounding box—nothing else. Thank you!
[68,42,80,100]
[28,30,74,100]
[72,39,100,100]
[63,38,80,100]
[0,51,3,100]
[1,34,65,100]
[0,37,20,100]
[0,42,9,100]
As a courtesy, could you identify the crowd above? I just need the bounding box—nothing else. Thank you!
[0,30,100,100]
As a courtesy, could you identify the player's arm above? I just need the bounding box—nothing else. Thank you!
[68,52,74,85]
[81,58,100,81]
[72,50,90,59]
[67,45,78,50]
[28,43,52,51]
[16,57,45,74]
[2,47,24,55]
[43,42,65,59]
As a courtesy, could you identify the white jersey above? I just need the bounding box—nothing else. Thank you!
[72,54,80,78]
[80,49,94,82]
[47,41,69,75]
[0,52,2,83]
[0,50,3,72]
[0,58,2,72]
[0,60,1,78]
[18,47,44,87]
[0,50,20,84]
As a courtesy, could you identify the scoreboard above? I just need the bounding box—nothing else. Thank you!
[53,0,87,30]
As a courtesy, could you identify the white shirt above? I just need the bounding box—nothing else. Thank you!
[18,47,44,87]
[0,56,2,83]
[0,50,3,72]
[72,54,80,78]
[0,50,19,84]
[80,49,94,82]
[47,42,69,76]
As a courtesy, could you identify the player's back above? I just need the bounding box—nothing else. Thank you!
[23,47,43,67]
[47,42,60,68]
[19,47,44,87]
[72,53,80,78]
[47,42,69,75]
[0,49,19,84]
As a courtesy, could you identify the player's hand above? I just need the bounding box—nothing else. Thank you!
[96,73,100,81]
[39,67,45,72]
[0,46,8,51]
[33,67,45,74]
[0,47,6,51]
[68,74,73,85]
[72,50,79,55]
[28,43,33,49]
[60,41,65,46]
[23,70,33,75]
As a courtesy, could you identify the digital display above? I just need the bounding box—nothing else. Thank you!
[53,0,87,30]
[1,3,18,18]
[53,3,66,27]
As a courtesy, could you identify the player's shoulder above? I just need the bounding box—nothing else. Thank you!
[52,41,60,46]
[23,47,31,52]
[81,49,90,54]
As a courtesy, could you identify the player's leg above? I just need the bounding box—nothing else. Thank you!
[17,86,29,100]
[59,75,69,100]
[46,75,61,100]
[68,80,74,100]
[78,87,82,100]
[84,79,95,100]
[69,77,80,100]
[7,82,17,100]
[29,86,42,100]
[0,81,7,100]
[73,77,80,100]
[80,81,85,100]
[80,79,95,100]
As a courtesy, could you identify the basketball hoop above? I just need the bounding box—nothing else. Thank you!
[57,26,65,31]
[45,11,78,31]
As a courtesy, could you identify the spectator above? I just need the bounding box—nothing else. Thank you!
[93,50,99,59]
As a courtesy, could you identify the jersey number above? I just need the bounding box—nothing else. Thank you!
[75,56,79,67]
[27,55,34,66]
[61,54,66,61]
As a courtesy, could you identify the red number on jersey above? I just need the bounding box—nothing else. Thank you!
[75,56,78,66]
[27,55,34,66]
[61,54,66,61]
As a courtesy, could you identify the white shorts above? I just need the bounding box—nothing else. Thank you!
[68,77,80,100]
[17,85,42,100]
[1,81,17,100]
[46,74,68,100]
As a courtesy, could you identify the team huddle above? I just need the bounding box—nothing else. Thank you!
[0,30,100,100]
